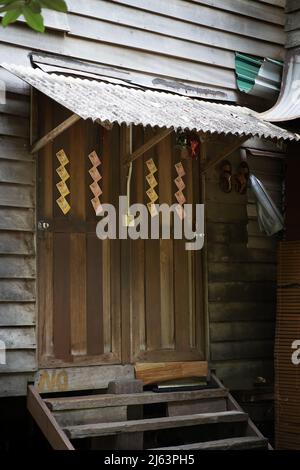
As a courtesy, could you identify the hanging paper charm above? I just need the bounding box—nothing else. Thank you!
[56,149,71,215]
[88,151,103,216]
[174,161,186,219]
[145,158,158,217]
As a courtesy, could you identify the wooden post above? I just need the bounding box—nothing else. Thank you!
[108,379,144,450]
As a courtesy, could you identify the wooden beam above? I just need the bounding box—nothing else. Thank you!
[65,410,248,439]
[201,136,249,174]
[135,361,208,385]
[27,385,74,450]
[124,128,173,165]
[30,114,81,154]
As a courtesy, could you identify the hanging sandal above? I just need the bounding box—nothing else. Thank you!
[233,161,250,195]
[219,159,232,193]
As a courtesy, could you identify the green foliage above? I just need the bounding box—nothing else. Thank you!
[0,0,68,32]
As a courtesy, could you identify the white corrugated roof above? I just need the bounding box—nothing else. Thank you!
[260,49,300,122]
[2,63,299,141]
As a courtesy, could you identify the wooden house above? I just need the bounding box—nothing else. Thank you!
[0,0,298,450]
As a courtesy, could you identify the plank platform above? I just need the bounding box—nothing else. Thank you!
[151,436,269,451]
[64,410,248,439]
[45,387,228,411]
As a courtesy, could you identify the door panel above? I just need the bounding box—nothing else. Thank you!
[130,128,204,362]
[38,96,121,367]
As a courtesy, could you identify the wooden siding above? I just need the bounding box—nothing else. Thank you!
[0,0,286,102]
[206,137,285,389]
[0,86,36,394]
[285,0,300,48]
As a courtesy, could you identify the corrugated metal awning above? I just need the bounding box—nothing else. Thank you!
[260,49,300,122]
[2,63,299,142]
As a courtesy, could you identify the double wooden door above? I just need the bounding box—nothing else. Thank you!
[38,96,204,367]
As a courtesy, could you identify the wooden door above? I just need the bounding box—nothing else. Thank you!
[37,97,204,368]
[37,96,121,367]
[128,127,205,362]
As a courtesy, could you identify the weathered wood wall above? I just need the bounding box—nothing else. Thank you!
[0,85,36,395]
[285,0,300,48]
[0,0,286,396]
[206,137,285,389]
[0,0,286,101]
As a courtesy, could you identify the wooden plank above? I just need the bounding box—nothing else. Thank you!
[210,321,274,342]
[45,388,228,411]
[31,114,80,154]
[0,303,35,326]
[0,136,31,162]
[0,184,34,208]
[0,256,35,278]
[70,234,87,356]
[0,160,35,185]
[65,410,248,439]
[0,26,237,91]
[151,436,268,450]
[27,385,74,450]
[202,137,249,174]
[135,361,208,385]
[53,233,71,361]
[0,373,34,397]
[125,129,172,165]
[168,398,226,417]
[120,125,132,363]
[0,279,35,301]
[67,0,284,59]
[144,127,161,352]
[209,301,275,322]
[0,350,36,373]
[0,95,29,118]
[285,0,300,13]
[158,134,174,349]
[0,114,29,138]
[211,339,274,361]
[208,281,276,302]
[189,0,284,24]
[112,0,284,43]
[130,126,146,359]
[53,406,127,427]
[86,233,104,356]
[0,327,36,349]
[35,365,134,394]
[208,262,276,282]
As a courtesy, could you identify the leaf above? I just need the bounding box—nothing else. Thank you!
[40,0,67,12]
[0,1,25,13]
[29,0,41,14]
[22,5,44,32]
[2,7,22,26]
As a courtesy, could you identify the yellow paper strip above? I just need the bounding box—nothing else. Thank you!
[146,172,158,188]
[56,180,70,197]
[146,158,157,174]
[56,149,69,166]
[56,165,70,182]
[56,195,71,215]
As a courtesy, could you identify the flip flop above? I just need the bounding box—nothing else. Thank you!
[219,159,232,193]
[233,161,250,195]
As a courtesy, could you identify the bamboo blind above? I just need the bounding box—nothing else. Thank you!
[276,241,300,449]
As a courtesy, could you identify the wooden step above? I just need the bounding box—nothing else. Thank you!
[64,410,248,439]
[45,388,228,411]
[151,436,269,451]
